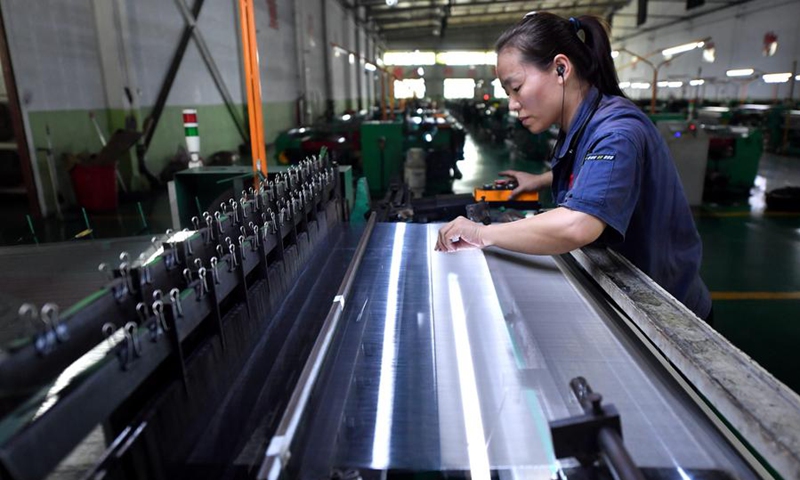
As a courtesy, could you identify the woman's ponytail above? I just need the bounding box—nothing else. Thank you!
[578,16,625,97]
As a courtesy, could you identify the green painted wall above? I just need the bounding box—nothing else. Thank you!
[26,100,297,212]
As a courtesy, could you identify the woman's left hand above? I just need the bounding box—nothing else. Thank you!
[435,216,488,252]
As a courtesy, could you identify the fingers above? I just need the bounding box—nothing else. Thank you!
[435,217,481,253]
[509,185,525,200]
[499,170,518,178]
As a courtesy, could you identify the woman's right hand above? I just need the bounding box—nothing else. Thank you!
[498,170,549,199]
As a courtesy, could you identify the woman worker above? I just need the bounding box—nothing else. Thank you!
[435,12,712,322]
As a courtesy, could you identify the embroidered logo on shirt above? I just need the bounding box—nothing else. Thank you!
[584,153,615,161]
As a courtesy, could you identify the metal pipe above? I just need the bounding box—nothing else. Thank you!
[238,0,268,180]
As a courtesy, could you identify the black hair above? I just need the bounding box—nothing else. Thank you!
[495,12,625,98]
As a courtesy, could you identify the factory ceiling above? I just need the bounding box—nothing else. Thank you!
[356,0,754,50]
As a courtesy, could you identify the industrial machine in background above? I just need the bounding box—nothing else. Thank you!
[656,121,710,206]
[447,98,552,162]
[361,109,466,198]
[273,114,364,167]
[275,108,466,201]
[704,126,763,201]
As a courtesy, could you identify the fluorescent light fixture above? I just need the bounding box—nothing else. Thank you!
[611,50,619,58]
[689,79,705,86]
[657,81,669,87]
[762,72,792,83]
[619,81,631,88]
[436,51,496,66]
[797,75,800,81]
[348,53,355,65]
[417,67,425,76]
[364,62,377,72]
[341,114,352,121]
[631,82,651,89]
[668,81,683,88]
[371,223,406,467]
[662,41,704,58]
[385,0,398,5]
[726,68,754,77]
[383,51,436,66]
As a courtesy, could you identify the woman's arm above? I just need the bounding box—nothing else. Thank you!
[435,207,606,255]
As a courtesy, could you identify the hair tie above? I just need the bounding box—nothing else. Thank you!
[569,17,582,34]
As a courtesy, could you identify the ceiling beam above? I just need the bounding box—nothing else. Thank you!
[376,3,625,30]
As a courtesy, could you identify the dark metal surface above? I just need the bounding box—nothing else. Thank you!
[0,236,156,346]
[278,223,758,479]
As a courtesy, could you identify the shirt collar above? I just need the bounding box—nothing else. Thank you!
[554,86,601,160]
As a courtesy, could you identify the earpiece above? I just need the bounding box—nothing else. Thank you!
[556,65,565,76]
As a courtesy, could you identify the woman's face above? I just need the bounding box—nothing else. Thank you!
[496,47,562,134]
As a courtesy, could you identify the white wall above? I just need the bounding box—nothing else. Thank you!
[613,0,800,101]
[4,0,106,111]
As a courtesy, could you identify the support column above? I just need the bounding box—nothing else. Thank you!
[92,0,144,189]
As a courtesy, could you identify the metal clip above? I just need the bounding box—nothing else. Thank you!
[205,214,215,242]
[216,244,225,259]
[241,197,249,218]
[99,263,113,282]
[42,303,68,343]
[182,228,194,256]
[103,322,118,350]
[124,321,142,358]
[215,211,225,237]
[198,267,209,299]
[252,224,260,250]
[191,216,200,230]
[19,303,37,331]
[183,268,193,286]
[153,289,164,302]
[229,198,239,225]
[238,235,247,261]
[153,300,169,332]
[169,288,184,317]
[210,257,220,284]
[136,302,150,324]
[220,202,228,215]
[138,253,152,285]
[229,244,238,270]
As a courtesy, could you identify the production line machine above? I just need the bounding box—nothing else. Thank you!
[1,155,800,479]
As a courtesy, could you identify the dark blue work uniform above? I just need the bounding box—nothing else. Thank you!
[551,86,711,319]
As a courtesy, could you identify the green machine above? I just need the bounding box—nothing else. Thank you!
[360,120,405,197]
[169,166,255,230]
[704,126,763,201]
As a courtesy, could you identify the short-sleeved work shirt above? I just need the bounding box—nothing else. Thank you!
[550,87,711,319]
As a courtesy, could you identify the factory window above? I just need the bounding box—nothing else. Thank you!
[435,51,497,66]
[443,78,476,99]
[394,79,426,99]
[492,79,508,99]
[383,51,436,66]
